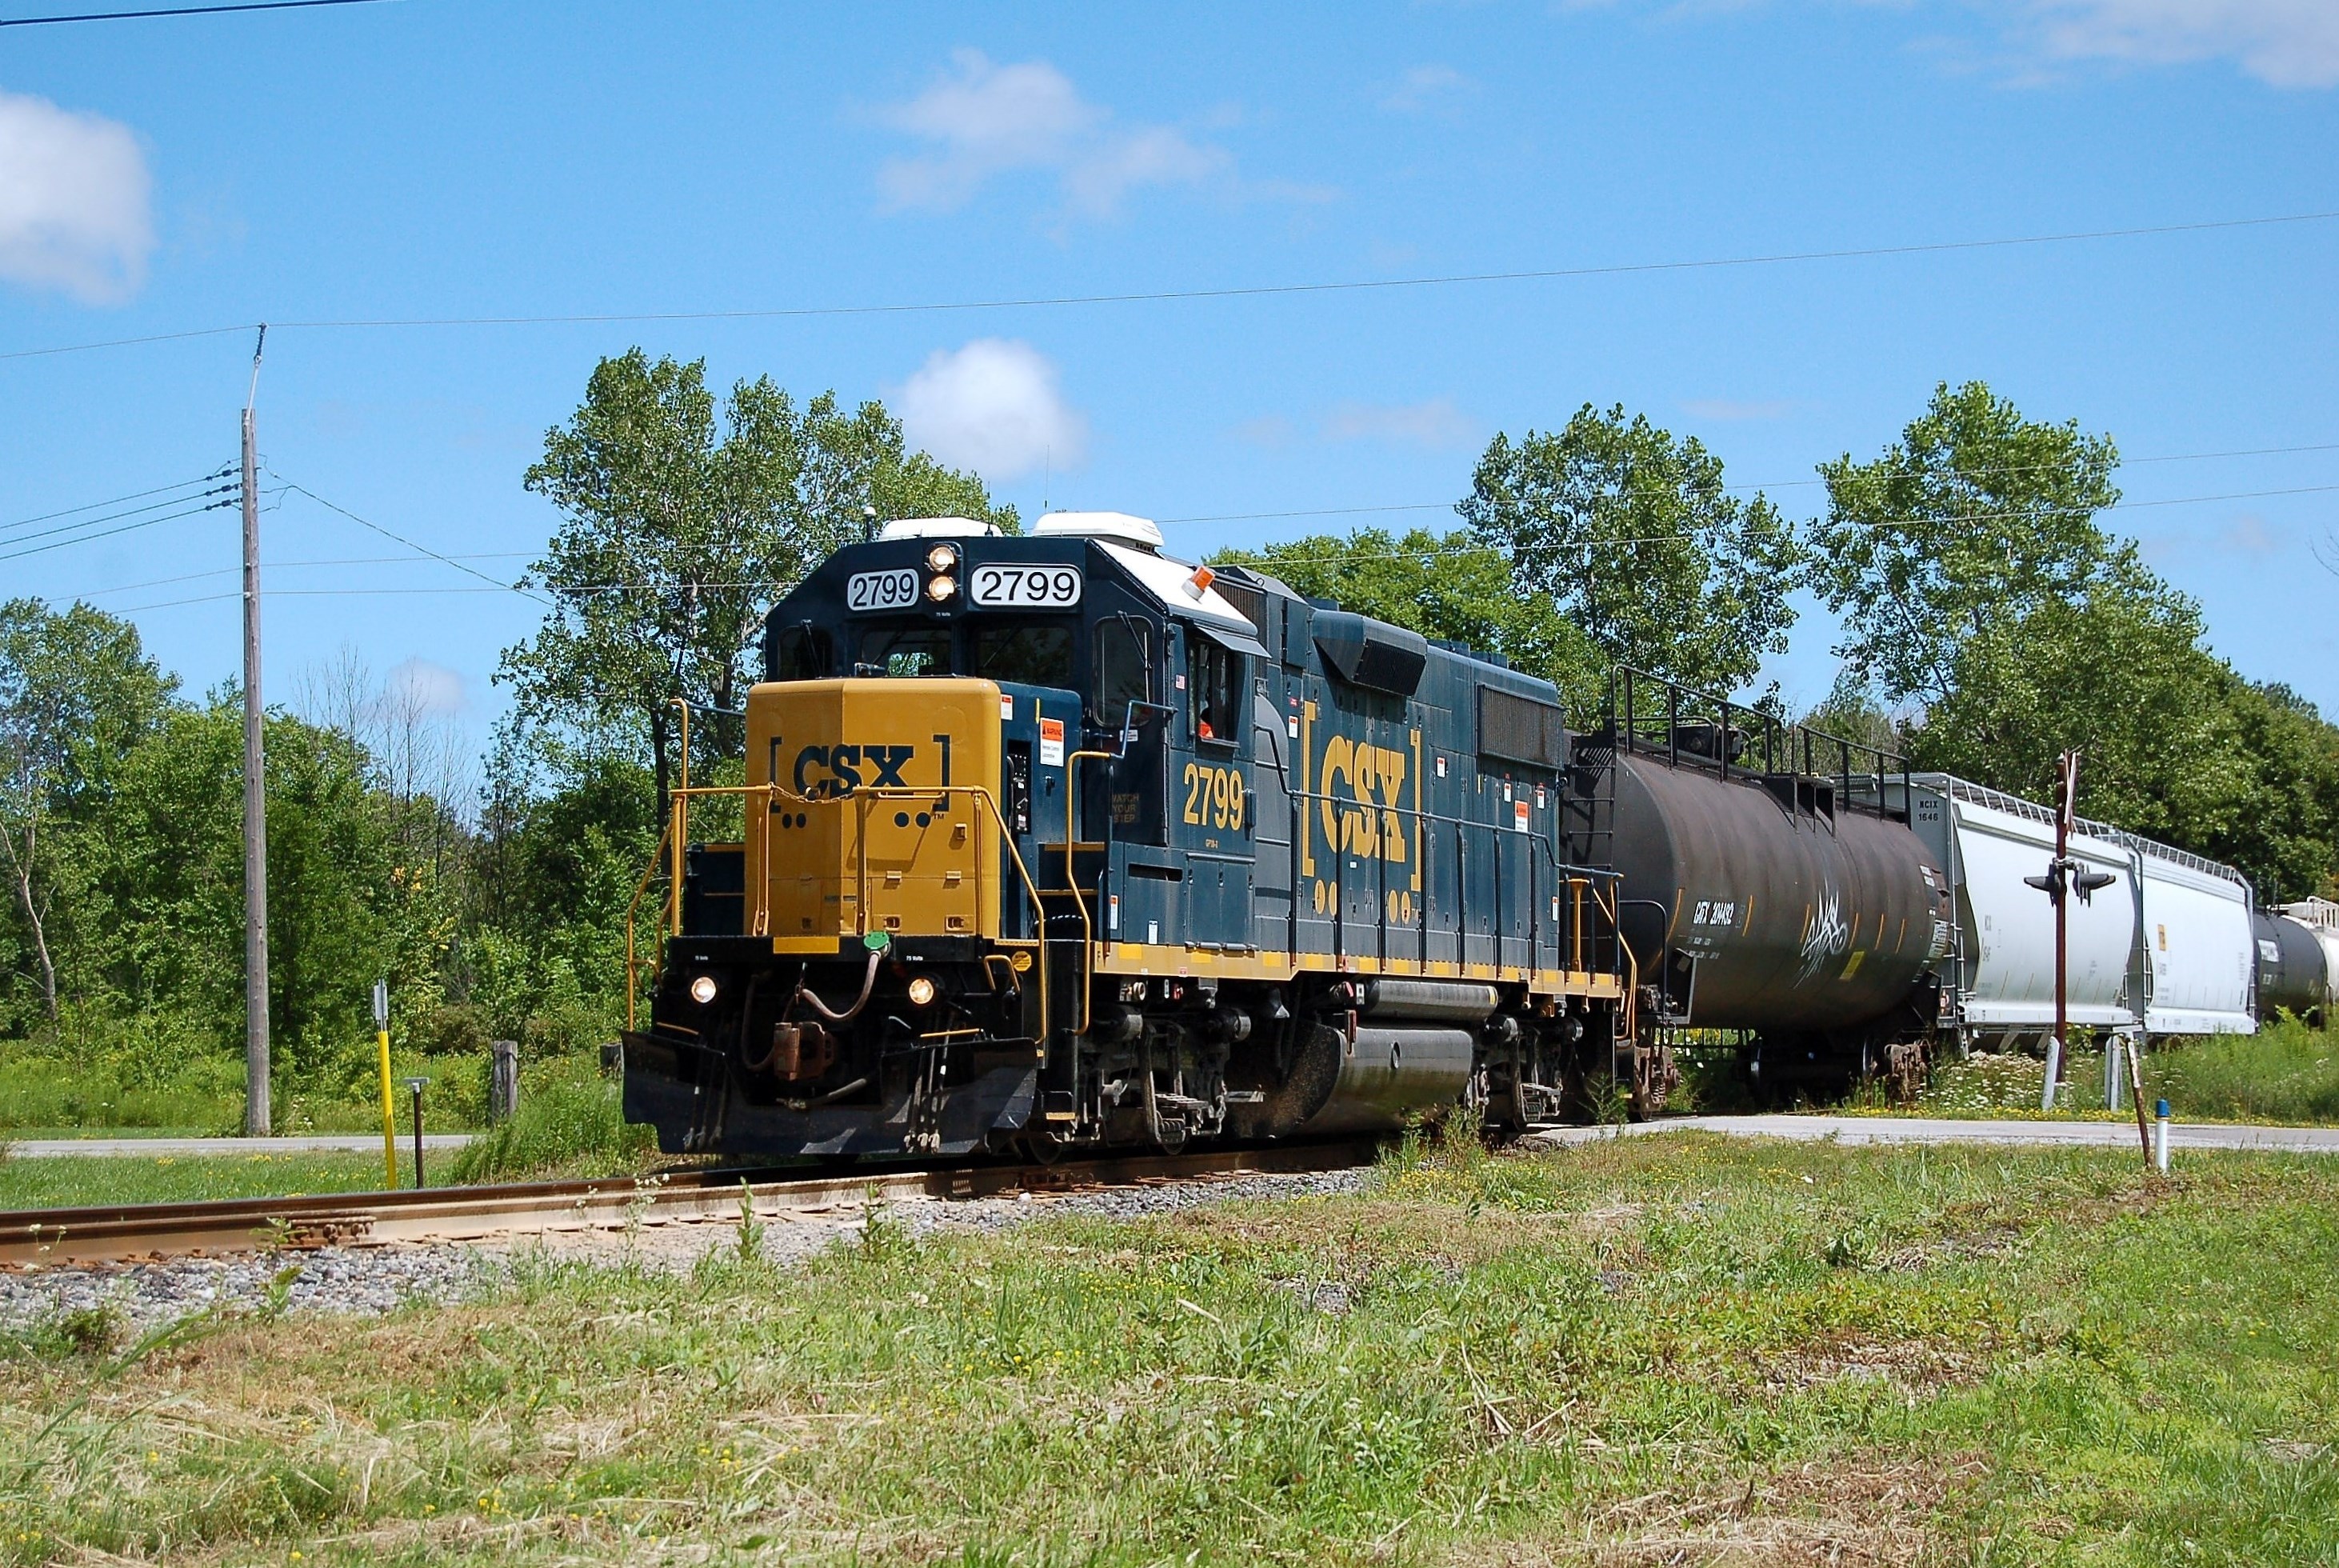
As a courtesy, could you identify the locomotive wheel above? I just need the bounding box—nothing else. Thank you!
[1019,1128,1073,1166]
[1627,1038,1677,1120]
[1884,1039,1929,1106]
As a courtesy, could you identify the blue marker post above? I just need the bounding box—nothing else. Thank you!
[2153,1098,2172,1174]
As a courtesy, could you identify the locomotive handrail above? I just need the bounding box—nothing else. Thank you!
[626,780,1059,1046]
[1062,747,1115,1036]
[1285,784,1624,984]
[622,811,677,1032]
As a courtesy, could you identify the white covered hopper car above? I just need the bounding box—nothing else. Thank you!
[1900,774,2257,1049]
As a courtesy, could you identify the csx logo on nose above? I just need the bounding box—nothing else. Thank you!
[792,742,915,798]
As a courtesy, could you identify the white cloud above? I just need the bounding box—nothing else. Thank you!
[386,658,467,716]
[1061,124,1229,216]
[894,339,1087,482]
[2218,512,2281,554]
[1381,64,1473,111]
[0,88,154,302]
[1321,398,1479,450]
[1230,414,1298,450]
[2017,0,2339,87]
[877,50,1230,217]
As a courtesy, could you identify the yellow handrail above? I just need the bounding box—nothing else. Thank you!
[627,779,1062,1044]
[667,698,690,937]
[1589,881,1637,1044]
[622,812,676,1032]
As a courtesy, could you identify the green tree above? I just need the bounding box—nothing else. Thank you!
[0,601,177,1025]
[1809,380,2125,709]
[1911,580,2241,843]
[1217,527,1608,715]
[502,350,1014,824]
[1815,382,2339,899]
[1457,405,1805,701]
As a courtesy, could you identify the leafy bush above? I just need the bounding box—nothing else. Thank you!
[445,1053,654,1184]
[2144,1015,2339,1125]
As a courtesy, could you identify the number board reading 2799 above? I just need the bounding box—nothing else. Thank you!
[970,564,1082,608]
[846,569,919,611]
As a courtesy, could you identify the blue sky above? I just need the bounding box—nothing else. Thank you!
[2,0,2334,766]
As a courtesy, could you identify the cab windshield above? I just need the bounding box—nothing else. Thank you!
[856,623,951,678]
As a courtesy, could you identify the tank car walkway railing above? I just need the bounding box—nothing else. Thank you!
[623,781,1061,1042]
[1925,774,2252,889]
[1281,784,1625,993]
[1604,665,1913,823]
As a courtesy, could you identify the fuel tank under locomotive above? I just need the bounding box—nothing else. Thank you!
[1606,754,1950,1034]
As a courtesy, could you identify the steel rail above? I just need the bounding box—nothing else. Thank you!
[0,1139,1381,1269]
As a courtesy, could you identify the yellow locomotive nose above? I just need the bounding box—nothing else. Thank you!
[747,678,1006,948]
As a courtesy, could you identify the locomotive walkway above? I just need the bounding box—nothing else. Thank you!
[1529,1114,2339,1155]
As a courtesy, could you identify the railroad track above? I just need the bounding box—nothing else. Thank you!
[0,1139,1382,1269]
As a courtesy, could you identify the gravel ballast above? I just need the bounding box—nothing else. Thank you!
[0,1166,1375,1334]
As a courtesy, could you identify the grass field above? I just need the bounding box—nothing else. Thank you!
[1,1129,2332,1565]
[1900,1018,2339,1126]
[0,1151,394,1210]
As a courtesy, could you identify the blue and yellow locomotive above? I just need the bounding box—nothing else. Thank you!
[621,511,1634,1158]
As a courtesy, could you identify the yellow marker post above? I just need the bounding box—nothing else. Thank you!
[372,978,397,1188]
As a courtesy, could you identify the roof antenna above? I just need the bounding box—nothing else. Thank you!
[1042,445,1051,514]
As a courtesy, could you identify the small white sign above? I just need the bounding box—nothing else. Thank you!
[999,694,1014,721]
[1038,716,1065,768]
[846,568,918,612]
[1513,799,1530,831]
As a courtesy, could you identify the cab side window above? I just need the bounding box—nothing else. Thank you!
[1094,618,1150,726]
[1190,635,1243,747]
[770,625,834,681]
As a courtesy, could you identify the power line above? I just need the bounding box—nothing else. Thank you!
[0,467,232,534]
[51,474,2339,608]
[0,0,394,27]
[1159,442,2339,524]
[274,479,554,606]
[8,209,2337,364]
[1213,483,2339,566]
[65,549,537,601]
[0,494,239,563]
[0,482,240,548]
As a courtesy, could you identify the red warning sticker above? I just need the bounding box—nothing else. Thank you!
[1039,716,1065,767]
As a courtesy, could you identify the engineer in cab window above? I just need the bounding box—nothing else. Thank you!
[1192,637,1240,746]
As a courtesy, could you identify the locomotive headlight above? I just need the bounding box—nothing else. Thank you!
[690,974,718,1005]
[926,574,957,602]
[925,543,958,572]
[906,974,938,1008]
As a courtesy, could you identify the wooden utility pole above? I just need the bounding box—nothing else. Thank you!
[242,326,271,1136]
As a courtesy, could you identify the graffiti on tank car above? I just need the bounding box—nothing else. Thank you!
[1797,888,1851,982]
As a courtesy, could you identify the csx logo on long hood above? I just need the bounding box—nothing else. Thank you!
[789,742,918,798]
